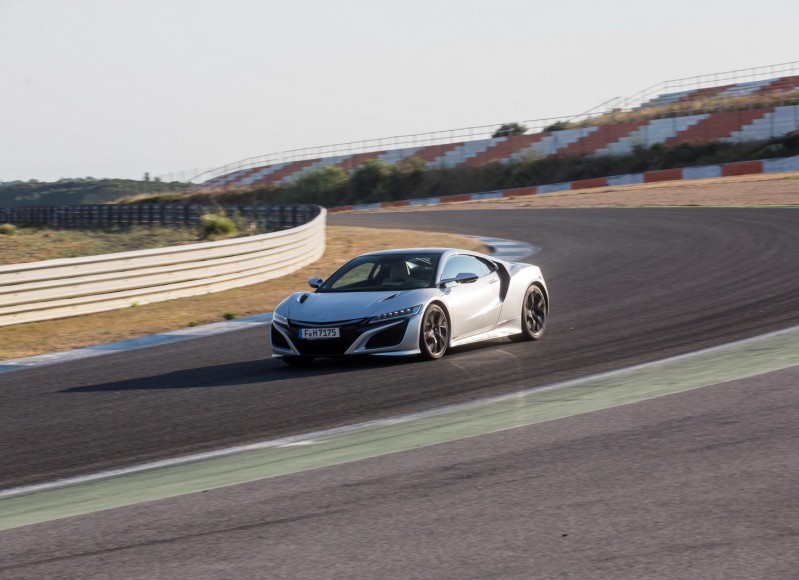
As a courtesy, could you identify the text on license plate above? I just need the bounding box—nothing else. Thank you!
[300,327,340,340]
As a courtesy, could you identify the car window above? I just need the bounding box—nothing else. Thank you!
[319,253,441,292]
[441,255,492,281]
[331,262,378,289]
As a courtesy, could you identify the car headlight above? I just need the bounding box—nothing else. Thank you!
[272,311,288,326]
[368,305,422,324]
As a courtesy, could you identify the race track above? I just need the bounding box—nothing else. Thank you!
[2,207,799,578]
[1,208,798,490]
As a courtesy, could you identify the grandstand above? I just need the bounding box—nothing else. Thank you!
[195,62,799,190]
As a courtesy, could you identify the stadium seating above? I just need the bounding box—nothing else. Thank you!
[757,74,799,94]
[663,108,773,146]
[245,159,319,188]
[595,114,709,156]
[201,72,799,189]
[723,105,799,142]
[463,134,542,167]
[556,120,650,157]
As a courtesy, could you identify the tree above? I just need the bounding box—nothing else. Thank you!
[286,165,348,204]
[543,120,571,132]
[386,156,426,199]
[350,158,391,201]
[492,122,527,138]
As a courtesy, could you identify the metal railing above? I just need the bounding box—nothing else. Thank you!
[619,60,799,110]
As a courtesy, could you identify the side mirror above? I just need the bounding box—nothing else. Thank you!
[439,272,479,288]
[308,276,323,289]
[454,272,479,284]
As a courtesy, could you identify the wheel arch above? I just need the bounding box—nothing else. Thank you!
[425,299,452,346]
[531,280,549,310]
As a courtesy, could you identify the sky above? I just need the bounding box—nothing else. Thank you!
[1,0,798,182]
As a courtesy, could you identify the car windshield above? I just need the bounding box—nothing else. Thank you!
[317,253,441,293]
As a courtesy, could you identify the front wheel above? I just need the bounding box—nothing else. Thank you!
[516,284,547,341]
[419,304,449,360]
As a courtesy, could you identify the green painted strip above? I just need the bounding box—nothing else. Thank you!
[2,326,799,531]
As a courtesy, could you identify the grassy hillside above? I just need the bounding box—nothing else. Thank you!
[0,178,191,207]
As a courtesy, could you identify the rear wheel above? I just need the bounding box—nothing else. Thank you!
[419,304,449,360]
[282,356,315,367]
[516,285,547,341]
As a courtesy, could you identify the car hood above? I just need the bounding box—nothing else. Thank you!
[283,289,429,323]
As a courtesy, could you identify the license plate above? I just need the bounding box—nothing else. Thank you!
[299,327,340,340]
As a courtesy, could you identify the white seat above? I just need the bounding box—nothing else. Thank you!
[384,262,410,286]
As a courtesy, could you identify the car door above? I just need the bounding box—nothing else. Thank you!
[440,255,502,339]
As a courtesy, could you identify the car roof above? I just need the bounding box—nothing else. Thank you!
[360,247,499,262]
[361,247,449,256]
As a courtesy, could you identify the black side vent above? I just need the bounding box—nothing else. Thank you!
[271,325,291,349]
[298,294,310,304]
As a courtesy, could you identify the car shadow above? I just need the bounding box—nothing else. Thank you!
[59,337,519,394]
[59,355,417,393]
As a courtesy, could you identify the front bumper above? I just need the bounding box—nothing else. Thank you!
[270,314,422,358]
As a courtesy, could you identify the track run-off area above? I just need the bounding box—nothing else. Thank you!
[1,207,798,579]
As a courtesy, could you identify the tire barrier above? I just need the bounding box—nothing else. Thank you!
[0,204,319,230]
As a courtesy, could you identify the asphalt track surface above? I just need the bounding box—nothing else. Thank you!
[1,208,798,577]
[2,367,797,579]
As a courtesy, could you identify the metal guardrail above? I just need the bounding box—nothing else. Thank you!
[0,208,326,327]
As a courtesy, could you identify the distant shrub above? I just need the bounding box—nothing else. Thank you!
[492,122,527,138]
[0,223,17,235]
[228,211,260,235]
[199,213,237,239]
[543,120,572,132]
[223,312,238,320]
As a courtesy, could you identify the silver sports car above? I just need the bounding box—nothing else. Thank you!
[270,248,548,365]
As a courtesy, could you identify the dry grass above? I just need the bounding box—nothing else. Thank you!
[0,226,485,360]
[0,226,203,265]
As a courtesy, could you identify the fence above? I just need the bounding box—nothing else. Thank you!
[0,208,326,327]
[0,204,320,231]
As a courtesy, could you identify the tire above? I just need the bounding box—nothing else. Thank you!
[419,304,449,360]
[282,356,315,367]
[515,284,547,341]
